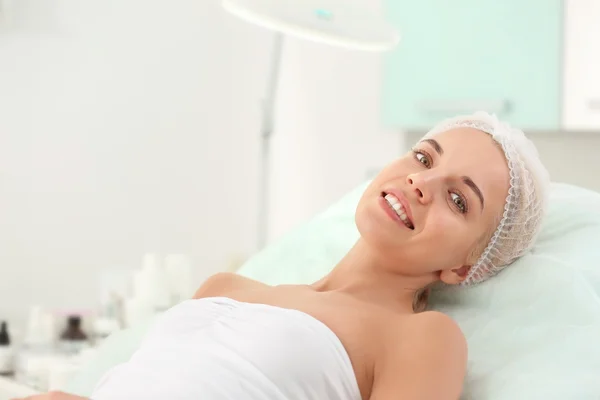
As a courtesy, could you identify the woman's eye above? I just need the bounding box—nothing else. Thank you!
[450,192,467,213]
[414,151,431,167]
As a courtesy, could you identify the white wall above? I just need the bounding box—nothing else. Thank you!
[0,0,400,329]
[0,0,269,327]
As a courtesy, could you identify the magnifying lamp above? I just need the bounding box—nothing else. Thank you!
[222,0,400,250]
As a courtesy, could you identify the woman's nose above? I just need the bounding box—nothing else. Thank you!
[406,173,434,204]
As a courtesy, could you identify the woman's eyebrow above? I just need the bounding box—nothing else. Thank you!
[463,176,485,210]
[422,138,443,155]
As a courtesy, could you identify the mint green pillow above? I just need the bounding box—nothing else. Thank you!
[236,181,368,284]
[430,183,600,399]
[68,182,600,399]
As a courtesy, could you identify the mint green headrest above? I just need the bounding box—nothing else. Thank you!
[68,182,600,399]
[237,181,368,284]
[240,181,600,399]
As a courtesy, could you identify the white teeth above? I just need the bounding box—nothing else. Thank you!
[384,193,402,207]
[384,193,413,229]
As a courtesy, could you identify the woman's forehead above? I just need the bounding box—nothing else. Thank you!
[425,127,510,206]
[423,128,504,161]
[430,127,494,145]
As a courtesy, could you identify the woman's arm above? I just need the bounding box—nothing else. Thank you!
[370,312,467,400]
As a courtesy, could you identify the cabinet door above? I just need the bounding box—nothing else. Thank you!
[382,0,562,131]
[562,0,600,130]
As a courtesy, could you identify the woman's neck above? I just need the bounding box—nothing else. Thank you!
[311,239,433,313]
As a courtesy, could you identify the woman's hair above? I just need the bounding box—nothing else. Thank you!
[413,287,431,313]
[412,112,550,312]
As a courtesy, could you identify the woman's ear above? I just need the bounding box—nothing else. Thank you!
[439,265,470,285]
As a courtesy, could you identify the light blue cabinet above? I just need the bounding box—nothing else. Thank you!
[382,0,562,131]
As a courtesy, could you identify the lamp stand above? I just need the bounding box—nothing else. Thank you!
[256,33,284,250]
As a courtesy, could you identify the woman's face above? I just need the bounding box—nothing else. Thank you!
[355,127,510,285]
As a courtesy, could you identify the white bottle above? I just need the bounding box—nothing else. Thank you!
[0,321,13,375]
[165,254,194,304]
[92,317,120,345]
[24,306,55,349]
[16,307,56,388]
[140,253,171,311]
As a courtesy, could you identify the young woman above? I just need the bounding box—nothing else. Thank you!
[19,112,549,400]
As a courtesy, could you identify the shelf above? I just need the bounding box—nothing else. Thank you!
[0,375,40,400]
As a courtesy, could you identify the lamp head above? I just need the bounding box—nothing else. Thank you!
[222,0,400,52]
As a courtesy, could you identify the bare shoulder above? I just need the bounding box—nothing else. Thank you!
[371,311,467,399]
[192,272,268,299]
[400,310,468,368]
[408,310,467,347]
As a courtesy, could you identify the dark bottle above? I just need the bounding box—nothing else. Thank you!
[0,321,13,375]
[60,316,89,353]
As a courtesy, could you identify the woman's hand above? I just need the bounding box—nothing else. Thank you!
[11,391,89,400]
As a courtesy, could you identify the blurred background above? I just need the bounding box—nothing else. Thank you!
[0,0,598,363]
[0,0,404,334]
